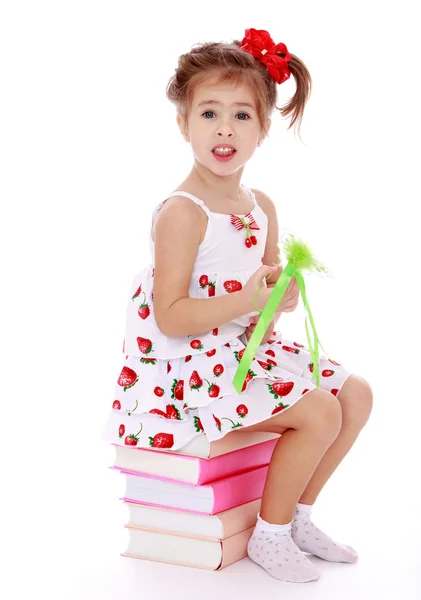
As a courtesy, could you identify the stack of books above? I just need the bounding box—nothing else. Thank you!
[110,431,279,571]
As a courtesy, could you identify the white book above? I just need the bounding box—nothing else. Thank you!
[124,498,261,540]
[117,431,279,459]
[122,525,254,570]
[178,431,279,458]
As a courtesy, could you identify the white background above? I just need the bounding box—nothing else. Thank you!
[1,1,420,598]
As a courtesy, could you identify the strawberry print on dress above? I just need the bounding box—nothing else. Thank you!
[103,184,353,451]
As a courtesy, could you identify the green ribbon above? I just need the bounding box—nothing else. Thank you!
[232,262,327,394]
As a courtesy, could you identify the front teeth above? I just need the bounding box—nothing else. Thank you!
[214,148,235,155]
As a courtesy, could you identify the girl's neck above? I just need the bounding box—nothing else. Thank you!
[177,165,246,206]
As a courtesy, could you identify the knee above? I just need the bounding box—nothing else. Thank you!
[307,389,343,441]
[340,375,374,429]
[358,377,374,425]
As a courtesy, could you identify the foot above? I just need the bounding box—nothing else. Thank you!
[292,504,358,563]
[248,521,321,583]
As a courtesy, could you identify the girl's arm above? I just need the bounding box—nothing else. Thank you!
[160,293,250,337]
[253,188,284,326]
[152,197,250,338]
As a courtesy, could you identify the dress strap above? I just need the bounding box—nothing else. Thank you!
[153,184,256,225]
[150,192,211,241]
[241,184,258,207]
[162,191,212,216]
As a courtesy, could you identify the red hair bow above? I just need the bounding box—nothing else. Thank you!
[240,28,292,85]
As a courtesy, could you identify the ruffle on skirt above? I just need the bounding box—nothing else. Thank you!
[103,331,352,451]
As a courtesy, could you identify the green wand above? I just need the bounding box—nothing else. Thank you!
[233,230,331,394]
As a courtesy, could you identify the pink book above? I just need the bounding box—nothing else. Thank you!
[112,437,277,485]
[116,464,269,515]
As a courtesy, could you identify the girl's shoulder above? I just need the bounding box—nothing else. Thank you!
[250,188,278,220]
[153,193,206,222]
[151,194,208,244]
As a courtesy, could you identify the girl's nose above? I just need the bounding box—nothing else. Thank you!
[217,122,235,137]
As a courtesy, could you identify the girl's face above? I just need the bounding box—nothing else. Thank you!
[178,77,270,176]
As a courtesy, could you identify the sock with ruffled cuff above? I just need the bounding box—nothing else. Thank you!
[292,503,358,563]
[247,512,321,583]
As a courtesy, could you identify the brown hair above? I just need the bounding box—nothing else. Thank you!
[166,38,312,141]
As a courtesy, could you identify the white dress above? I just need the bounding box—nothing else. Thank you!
[102,184,352,450]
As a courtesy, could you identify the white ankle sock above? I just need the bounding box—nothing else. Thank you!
[292,503,358,563]
[247,513,321,583]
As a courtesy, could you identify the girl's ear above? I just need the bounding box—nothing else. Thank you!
[176,114,190,143]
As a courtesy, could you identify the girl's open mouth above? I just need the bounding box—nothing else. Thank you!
[212,149,237,162]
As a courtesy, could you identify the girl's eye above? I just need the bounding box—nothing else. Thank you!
[201,111,251,120]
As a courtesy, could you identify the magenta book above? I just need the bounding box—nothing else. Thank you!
[112,437,277,485]
[116,464,269,515]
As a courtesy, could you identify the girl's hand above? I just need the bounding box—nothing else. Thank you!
[240,265,279,313]
[243,276,300,345]
[245,316,275,345]
[279,275,300,313]
[241,265,300,314]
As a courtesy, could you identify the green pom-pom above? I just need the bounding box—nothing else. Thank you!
[283,234,316,271]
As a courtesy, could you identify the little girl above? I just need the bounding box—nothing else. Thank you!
[104,28,373,583]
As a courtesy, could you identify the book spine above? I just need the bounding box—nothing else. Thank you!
[218,527,254,569]
[218,498,261,539]
[211,465,268,514]
[197,438,277,485]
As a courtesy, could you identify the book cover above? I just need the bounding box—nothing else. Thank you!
[124,497,261,540]
[117,464,268,515]
[122,525,254,570]
[113,437,277,484]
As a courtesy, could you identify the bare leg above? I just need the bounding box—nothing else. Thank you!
[298,428,363,505]
[289,375,373,563]
[234,387,343,525]
[298,375,373,505]
[245,388,342,582]
[262,430,333,523]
